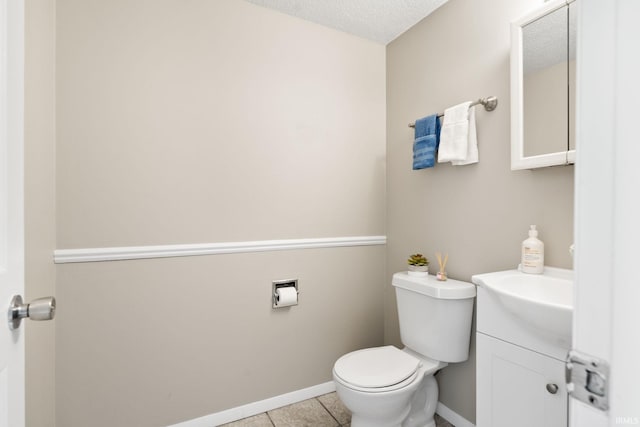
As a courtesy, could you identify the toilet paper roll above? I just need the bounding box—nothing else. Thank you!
[275,287,298,307]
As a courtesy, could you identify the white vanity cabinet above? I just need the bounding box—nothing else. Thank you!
[476,333,567,427]
[475,283,570,427]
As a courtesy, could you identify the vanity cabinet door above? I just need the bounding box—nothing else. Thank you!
[476,333,567,427]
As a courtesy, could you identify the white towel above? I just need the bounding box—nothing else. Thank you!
[437,101,478,165]
[452,106,478,165]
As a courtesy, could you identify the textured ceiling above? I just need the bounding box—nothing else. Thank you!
[243,0,449,44]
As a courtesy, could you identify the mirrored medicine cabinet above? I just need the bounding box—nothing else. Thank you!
[511,0,577,170]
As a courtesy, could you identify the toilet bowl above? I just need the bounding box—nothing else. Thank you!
[332,272,476,427]
[333,346,444,427]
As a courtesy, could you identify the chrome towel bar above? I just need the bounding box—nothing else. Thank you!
[408,96,498,128]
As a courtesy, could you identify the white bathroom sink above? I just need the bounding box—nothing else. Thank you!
[472,267,573,347]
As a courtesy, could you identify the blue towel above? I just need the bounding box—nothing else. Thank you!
[412,114,441,170]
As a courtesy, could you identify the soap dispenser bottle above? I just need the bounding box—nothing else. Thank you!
[521,225,544,274]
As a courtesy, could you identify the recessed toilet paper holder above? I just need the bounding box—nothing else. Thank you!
[272,279,299,308]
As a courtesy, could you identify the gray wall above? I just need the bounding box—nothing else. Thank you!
[54,1,386,426]
[385,0,574,422]
[25,0,56,426]
[26,0,579,425]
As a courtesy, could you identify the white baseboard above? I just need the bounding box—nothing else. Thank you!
[169,381,336,427]
[437,402,476,427]
[168,382,474,427]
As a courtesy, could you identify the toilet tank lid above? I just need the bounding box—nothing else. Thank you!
[392,272,476,299]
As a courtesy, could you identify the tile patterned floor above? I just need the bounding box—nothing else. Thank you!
[219,392,455,427]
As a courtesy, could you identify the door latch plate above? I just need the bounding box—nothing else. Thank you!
[566,350,609,411]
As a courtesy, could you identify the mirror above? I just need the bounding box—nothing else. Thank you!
[511,0,577,170]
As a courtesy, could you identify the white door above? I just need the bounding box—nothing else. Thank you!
[0,0,25,425]
[571,0,640,425]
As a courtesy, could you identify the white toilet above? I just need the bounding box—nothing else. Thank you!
[332,272,476,427]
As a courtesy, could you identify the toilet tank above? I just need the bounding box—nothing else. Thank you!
[392,272,476,363]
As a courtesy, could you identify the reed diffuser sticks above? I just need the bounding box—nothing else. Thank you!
[436,252,448,281]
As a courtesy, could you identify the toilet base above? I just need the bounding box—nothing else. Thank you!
[335,376,420,427]
[336,372,440,427]
[402,374,438,427]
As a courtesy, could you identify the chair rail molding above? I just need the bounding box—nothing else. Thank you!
[54,235,387,263]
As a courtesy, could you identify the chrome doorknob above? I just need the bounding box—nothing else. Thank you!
[8,295,56,330]
[546,383,559,394]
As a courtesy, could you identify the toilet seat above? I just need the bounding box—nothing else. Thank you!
[333,346,422,393]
